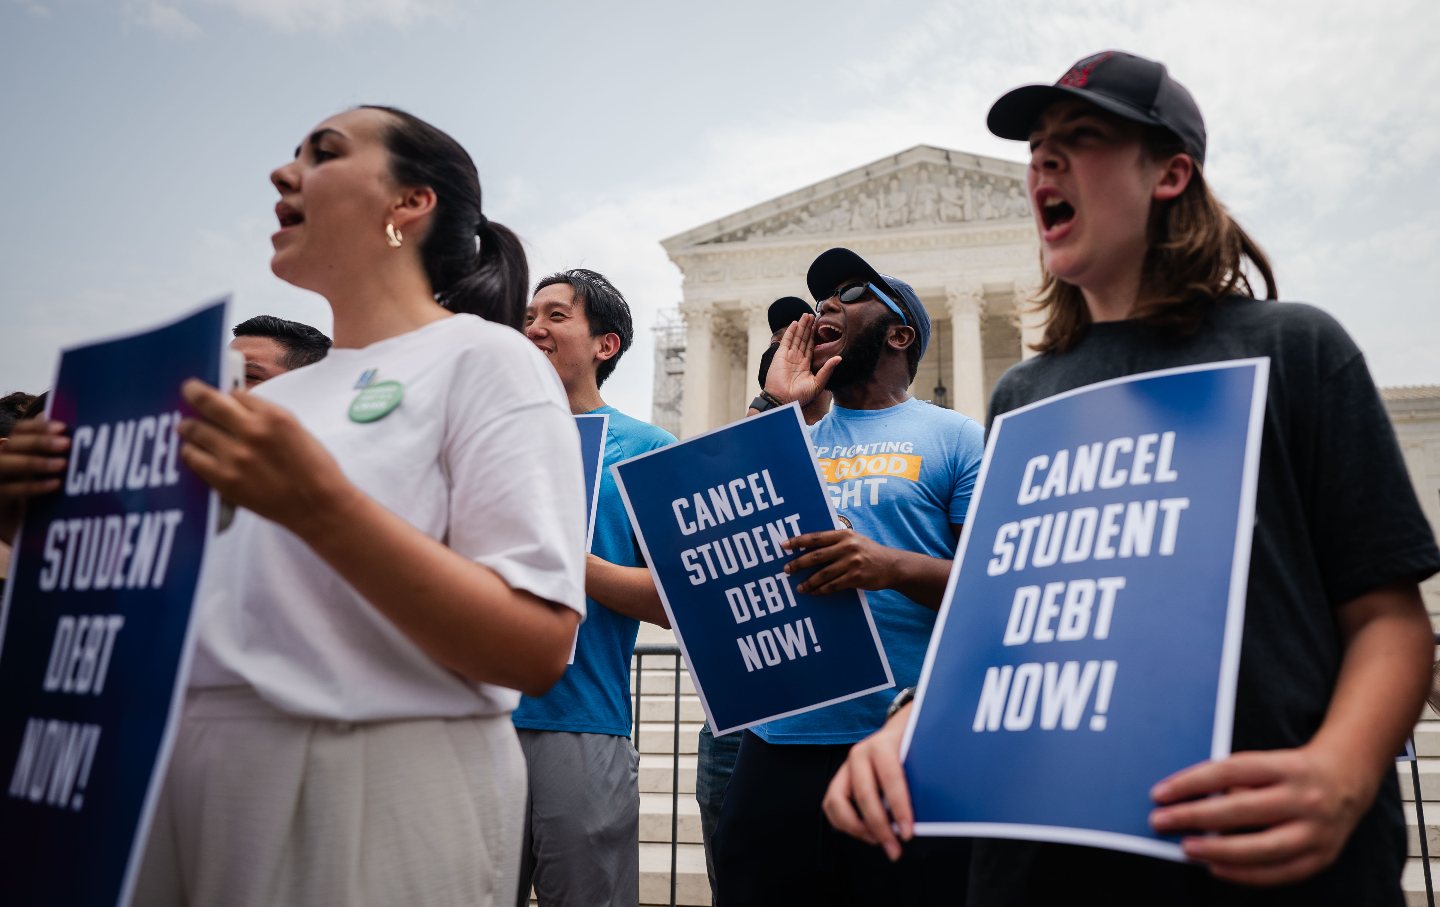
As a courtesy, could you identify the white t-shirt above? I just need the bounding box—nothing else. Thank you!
[190,314,587,721]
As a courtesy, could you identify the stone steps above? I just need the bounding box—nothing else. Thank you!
[1412,723,1440,757]
[640,792,703,844]
[1405,801,1440,856]
[640,842,711,906]
[640,754,697,795]
[631,632,708,906]
[637,721,704,756]
[1402,858,1439,907]
[1398,758,1440,801]
[632,667,697,696]
[638,693,706,724]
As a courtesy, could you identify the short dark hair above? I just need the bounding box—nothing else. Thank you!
[534,269,634,388]
[0,392,38,438]
[233,315,333,370]
[21,392,47,421]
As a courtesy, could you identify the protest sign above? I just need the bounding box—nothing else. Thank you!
[902,359,1268,860]
[569,412,609,663]
[614,404,892,736]
[0,299,231,905]
[576,413,609,552]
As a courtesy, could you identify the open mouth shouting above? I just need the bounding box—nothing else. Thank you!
[813,317,845,363]
[274,201,305,237]
[1034,187,1075,242]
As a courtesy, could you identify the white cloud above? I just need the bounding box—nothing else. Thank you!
[120,0,457,34]
[11,0,52,18]
[122,0,201,37]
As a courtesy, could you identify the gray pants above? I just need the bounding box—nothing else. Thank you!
[138,687,525,907]
[515,730,639,907]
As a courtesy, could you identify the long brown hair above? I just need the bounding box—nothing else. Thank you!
[1029,126,1277,354]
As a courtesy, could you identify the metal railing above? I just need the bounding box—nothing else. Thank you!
[1412,632,1440,907]
[1410,731,1433,907]
[632,642,684,907]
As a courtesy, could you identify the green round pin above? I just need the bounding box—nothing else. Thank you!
[348,380,404,423]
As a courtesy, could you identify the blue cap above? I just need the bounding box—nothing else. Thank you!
[806,247,931,360]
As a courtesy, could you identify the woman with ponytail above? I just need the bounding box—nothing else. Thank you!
[823,52,1438,905]
[122,105,583,904]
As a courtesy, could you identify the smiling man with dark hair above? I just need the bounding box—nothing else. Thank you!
[517,268,674,907]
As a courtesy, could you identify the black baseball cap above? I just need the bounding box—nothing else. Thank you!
[987,51,1206,166]
[806,247,931,360]
[768,296,813,334]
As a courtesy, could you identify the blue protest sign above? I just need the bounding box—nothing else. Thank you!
[0,299,230,905]
[568,413,609,665]
[902,359,1268,860]
[575,413,609,553]
[614,405,892,736]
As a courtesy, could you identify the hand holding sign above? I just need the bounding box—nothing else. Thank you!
[1151,744,1368,886]
[823,700,916,862]
[784,528,900,596]
[0,420,71,538]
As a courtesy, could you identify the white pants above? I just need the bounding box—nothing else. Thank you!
[136,687,525,907]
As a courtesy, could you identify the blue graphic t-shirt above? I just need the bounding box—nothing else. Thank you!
[513,406,675,736]
[752,397,985,745]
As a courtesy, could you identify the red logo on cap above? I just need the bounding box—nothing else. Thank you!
[1059,52,1114,88]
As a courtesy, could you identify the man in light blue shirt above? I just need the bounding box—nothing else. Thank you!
[714,248,985,905]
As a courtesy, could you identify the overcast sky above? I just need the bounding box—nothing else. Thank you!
[3,0,1437,418]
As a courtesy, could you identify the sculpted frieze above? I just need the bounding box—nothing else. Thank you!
[700,162,1031,245]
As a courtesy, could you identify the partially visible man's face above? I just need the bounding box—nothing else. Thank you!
[230,336,290,388]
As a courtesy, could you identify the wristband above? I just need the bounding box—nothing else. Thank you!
[885,686,916,720]
[750,390,785,413]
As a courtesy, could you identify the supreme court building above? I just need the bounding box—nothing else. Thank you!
[657,144,1042,437]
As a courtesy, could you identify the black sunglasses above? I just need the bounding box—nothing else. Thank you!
[830,281,910,326]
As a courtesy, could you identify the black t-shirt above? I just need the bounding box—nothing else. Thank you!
[970,298,1440,906]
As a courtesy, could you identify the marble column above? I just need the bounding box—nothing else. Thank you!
[1014,277,1045,360]
[680,305,714,439]
[946,287,988,420]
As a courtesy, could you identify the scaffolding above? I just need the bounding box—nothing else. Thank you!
[651,308,686,437]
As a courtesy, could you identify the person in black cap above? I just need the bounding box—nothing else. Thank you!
[746,296,831,424]
[692,294,829,906]
[713,248,985,904]
[824,50,1437,906]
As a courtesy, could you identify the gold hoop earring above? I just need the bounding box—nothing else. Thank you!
[385,222,403,248]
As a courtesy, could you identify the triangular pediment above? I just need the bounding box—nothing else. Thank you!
[661,145,1030,252]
